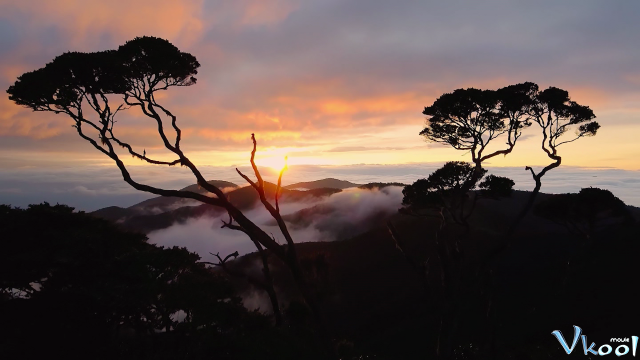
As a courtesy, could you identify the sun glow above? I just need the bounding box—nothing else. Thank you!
[254,146,297,171]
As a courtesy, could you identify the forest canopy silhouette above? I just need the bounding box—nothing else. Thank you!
[4,36,637,360]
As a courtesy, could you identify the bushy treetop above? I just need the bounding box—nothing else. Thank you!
[6,36,199,113]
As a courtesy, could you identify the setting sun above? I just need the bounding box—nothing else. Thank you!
[256,155,288,172]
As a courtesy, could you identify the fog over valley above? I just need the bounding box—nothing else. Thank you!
[147,186,404,261]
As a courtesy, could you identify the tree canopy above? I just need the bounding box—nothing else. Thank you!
[477,174,515,199]
[534,187,632,237]
[401,162,516,209]
[533,87,599,144]
[402,161,486,210]
[0,203,325,360]
[7,37,198,113]
[421,82,537,165]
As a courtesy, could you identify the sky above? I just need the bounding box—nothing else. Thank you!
[0,0,639,210]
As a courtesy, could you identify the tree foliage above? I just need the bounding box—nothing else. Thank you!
[0,203,324,360]
[401,162,514,217]
[477,174,515,199]
[7,37,198,113]
[534,187,632,238]
[402,162,486,210]
[533,87,599,147]
[0,203,245,329]
[421,83,537,165]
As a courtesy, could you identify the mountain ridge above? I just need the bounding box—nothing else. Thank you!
[284,178,361,190]
[90,178,356,233]
[90,179,640,236]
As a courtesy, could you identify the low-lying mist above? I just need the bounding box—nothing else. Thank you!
[147,186,403,263]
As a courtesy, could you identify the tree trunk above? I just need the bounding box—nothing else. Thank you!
[254,242,283,327]
[506,176,542,238]
[286,247,337,359]
[224,205,336,358]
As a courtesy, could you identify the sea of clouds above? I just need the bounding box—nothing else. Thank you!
[1,163,638,211]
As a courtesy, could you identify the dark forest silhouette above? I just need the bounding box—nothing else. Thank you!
[3,36,638,359]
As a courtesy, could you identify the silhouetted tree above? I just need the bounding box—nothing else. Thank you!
[393,162,515,359]
[7,36,333,358]
[508,87,599,236]
[480,87,597,357]
[421,83,536,194]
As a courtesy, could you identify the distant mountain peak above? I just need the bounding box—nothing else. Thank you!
[284,178,361,190]
[179,180,238,193]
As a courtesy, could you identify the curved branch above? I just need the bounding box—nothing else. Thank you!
[555,134,584,147]
[108,134,181,166]
[152,101,182,150]
[275,157,287,213]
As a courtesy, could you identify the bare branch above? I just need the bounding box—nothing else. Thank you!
[524,166,537,179]
[555,134,584,147]
[275,156,287,213]
[108,134,181,166]
[207,251,239,266]
[152,101,182,149]
[221,212,249,235]
[249,133,265,189]
[236,168,260,192]
[239,137,295,247]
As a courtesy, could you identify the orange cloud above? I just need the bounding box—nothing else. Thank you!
[0,98,66,139]
[0,0,206,47]
[318,92,423,115]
